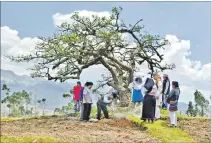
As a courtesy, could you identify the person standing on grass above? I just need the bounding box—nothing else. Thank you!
[129,76,143,108]
[162,74,170,110]
[73,81,82,113]
[167,81,180,127]
[141,73,158,123]
[83,82,93,121]
[155,75,163,119]
[79,83,86,121]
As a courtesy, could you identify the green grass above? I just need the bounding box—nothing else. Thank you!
[90,106,115,119]
[1,136,69,143]
[160,110,210,121]
[90,106,98,118]
[129,116,197,143]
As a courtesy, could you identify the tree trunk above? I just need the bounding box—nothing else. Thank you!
[119,90,130,107]
[201,106,204,117]
[42,103,45,116]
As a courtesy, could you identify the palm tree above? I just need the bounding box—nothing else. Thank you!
[37,100,42,115]
[41,98,46,116]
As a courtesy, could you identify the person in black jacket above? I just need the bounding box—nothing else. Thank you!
[162,74,170,109]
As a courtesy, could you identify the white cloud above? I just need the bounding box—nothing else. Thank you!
[1,26,41,76]
[1,10,211,104]
[162,35,211,82]
[180,85,211,103]
[52,10,111,27]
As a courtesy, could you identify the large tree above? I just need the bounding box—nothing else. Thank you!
[7,7,175,106]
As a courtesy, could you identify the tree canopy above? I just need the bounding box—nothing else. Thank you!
[7,7,175,104]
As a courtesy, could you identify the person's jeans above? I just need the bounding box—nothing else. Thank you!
[97,101,109,120]
[162,94,168,109]
[80,102,84,120]
[74,100,80,112]
[83,103,92,121]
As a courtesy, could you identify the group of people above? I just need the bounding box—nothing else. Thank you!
[130,73,180,127]
[72,81,119,122]
[72,72,180,127]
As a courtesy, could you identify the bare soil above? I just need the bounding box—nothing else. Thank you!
[178,119,211,143]
[1,117,158,143]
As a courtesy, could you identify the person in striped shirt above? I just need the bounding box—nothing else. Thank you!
[167,81,180,127]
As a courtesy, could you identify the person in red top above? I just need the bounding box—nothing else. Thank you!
[73,81,82,113]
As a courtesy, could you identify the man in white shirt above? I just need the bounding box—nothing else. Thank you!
[96,89,119,120]
[83,82,93,121]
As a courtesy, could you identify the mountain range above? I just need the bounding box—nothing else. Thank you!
[0,69,189,115]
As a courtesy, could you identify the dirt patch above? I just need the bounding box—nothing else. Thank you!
[1,117,158,143]
[178,119,211,143]
[98,119,133,128]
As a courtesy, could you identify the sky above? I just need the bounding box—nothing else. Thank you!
[1,1,211,104]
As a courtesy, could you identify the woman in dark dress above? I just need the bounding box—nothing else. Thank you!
[141,73,158,123]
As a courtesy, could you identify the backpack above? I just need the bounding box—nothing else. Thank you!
[79,87,84,101]
[144,78,154,93]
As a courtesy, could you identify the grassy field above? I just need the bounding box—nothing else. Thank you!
[1,108,210,143]
[160,110,210,120]
[129,116,196,143]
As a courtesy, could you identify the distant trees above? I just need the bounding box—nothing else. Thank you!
[54,108,61,115]
[186,90,209,117]
[1,84,50,117]
[37,98,47,116]
[7,104,11,114]
[1,84,32,117]
[186,101,195,116]
[53,93,75,115]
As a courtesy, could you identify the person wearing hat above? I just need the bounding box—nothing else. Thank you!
[162,74,170,109]
[167,81,180,127]
[73,81,82,113]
